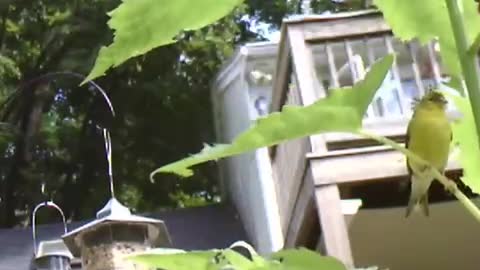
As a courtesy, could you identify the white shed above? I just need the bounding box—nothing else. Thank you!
[211,42,283,254]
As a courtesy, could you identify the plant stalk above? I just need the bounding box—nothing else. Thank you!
[359,130,480,223]
[446,0,480,143]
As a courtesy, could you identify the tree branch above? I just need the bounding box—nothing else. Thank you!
[0,7,10,50]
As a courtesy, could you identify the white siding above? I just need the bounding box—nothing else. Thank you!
[212,45,283,254]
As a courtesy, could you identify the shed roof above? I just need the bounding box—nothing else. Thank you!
[0,203,248,270]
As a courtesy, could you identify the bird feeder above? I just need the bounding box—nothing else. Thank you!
[62,130,171,270]
[32,201,73,270]
[62,197,171,270]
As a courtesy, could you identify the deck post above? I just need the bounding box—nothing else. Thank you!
[314,184,354,268]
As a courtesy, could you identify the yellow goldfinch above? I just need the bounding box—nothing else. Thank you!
[405,90,452,217]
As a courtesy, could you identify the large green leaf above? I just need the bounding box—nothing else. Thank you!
[127,243,346,270]
[84,0,242,82]
[269,248,346,270]
[127,246,266,270]
[151,55,394,178]
[127,250,216,270]
[446,93,480,194]
[374,0,480,77]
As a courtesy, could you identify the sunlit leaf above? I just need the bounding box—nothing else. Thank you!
[150,55,394,178]
[227,241,271,268]
[210,249,257,269]
[446,94,480,194]
[84,0,242,82]
[127,244,268,270]
[269,248,346,270]
[127,244,347,270]
[374,0,480,77]
[0,53,20,79]
[127,249,216,270]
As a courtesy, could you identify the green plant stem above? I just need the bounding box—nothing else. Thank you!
[446,0,480,143]
[358,130,480,223]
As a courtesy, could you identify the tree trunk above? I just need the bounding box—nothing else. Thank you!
[0,82,52,227]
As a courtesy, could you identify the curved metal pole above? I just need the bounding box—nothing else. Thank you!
[6,72,117,246]
[31,201,68,256]
[8,72,118,237]
[103,128,115,198]
[0,71,115,120]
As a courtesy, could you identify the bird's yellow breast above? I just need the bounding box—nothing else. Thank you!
[407,108,452,172]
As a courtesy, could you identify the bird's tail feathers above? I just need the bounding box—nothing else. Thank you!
[405,174,432,217]
[405,192,429,217]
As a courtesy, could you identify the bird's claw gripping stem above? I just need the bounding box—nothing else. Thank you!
[444,179,457,194]
[424,166,457,193]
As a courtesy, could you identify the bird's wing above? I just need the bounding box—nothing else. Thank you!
[405,117,413,177]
